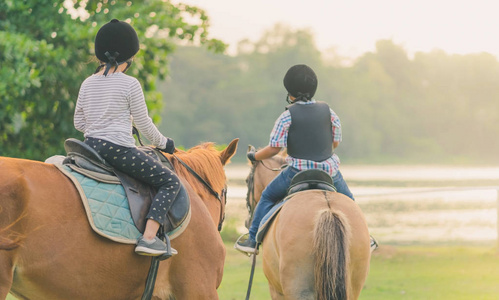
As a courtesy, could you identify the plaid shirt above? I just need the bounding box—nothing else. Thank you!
[269,100,342,176]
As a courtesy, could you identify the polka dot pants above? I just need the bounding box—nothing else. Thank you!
[85,137,181,224]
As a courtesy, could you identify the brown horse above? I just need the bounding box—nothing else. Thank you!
[0,139,238,300]
[246,155,371,300]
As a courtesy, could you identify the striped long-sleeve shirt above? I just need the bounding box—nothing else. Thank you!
[269,100,342,176]
[74,72,167,149]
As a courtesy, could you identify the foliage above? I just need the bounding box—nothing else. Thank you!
[159,25,323,159]
[160,25,499,164]
[4,7,499,164]
[0,0,225,160]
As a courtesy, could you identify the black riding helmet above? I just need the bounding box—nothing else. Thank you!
[94,19,139,75]
[283,64,318,102]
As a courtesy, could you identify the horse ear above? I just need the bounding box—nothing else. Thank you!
[220,138,239,166]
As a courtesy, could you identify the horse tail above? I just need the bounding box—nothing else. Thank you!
[313,208,351,300]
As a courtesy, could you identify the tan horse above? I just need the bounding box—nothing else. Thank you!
[0,139,238,300]
[246,155,371,300]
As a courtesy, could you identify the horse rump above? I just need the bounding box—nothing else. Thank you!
[313,208,351,300]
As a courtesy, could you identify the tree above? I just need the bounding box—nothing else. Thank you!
[0,0,224,160]
[159,25,324,161]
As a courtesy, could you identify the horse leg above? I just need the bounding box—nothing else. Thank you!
[157,203,225,300]
[268,286,284,300]
[166,246,223,300]
[0,252,15,300]
[263,215,315,300]
[347,222,371,299]
[279,257,315,300]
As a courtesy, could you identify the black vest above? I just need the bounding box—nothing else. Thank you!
[287,101,333,162]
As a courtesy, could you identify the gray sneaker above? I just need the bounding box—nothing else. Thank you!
[135,236,178,257]
[234,236,257,254]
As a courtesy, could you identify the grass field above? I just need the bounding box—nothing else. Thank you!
[6,237,499,300]
[219,244,499,300]
[7,244,499,300]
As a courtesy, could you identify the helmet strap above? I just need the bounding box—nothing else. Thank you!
[295,92,311,102]
[93,53,133,76]
[286,93,311,104]
[102,51,120,76]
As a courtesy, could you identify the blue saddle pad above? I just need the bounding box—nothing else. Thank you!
[61,165,141,244]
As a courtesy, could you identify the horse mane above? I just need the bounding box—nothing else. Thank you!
[169,142,226,195]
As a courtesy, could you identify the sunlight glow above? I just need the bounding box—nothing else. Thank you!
[179,0,499,58]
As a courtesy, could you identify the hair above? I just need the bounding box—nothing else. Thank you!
[93,56,134,75]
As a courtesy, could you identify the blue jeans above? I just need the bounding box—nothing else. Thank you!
[248,167,354,241]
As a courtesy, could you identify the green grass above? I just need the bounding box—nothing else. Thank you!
[7,245,499,299]
[218,244,499,300]
[363,246,499,299]
[218,246,271,300]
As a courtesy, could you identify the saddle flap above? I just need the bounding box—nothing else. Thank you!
[114,168,190,234]
[255,200,286,243]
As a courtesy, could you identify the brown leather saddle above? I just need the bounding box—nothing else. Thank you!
[63,138,189,234]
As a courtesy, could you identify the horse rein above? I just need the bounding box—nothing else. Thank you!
[172,153,227,232]
[245,160,287,223]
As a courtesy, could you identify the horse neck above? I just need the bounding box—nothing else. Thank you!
[251,155,286,201]
[170,149,226,226]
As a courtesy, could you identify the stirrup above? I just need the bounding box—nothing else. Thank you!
[158,233,176,261]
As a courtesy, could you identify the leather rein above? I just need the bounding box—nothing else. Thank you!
[172,153,227,232]
[246,160,286,222]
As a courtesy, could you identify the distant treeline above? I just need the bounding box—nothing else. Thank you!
[158,25,499,164]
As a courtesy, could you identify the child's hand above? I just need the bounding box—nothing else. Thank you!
[162,138,175,154]
[247,145,257,162]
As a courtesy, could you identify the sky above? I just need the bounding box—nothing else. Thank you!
[179,0,499,59]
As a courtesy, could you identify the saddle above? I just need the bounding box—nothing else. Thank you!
[287,169,336,195]
[62,138,190,235]
[256,169,336,243]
